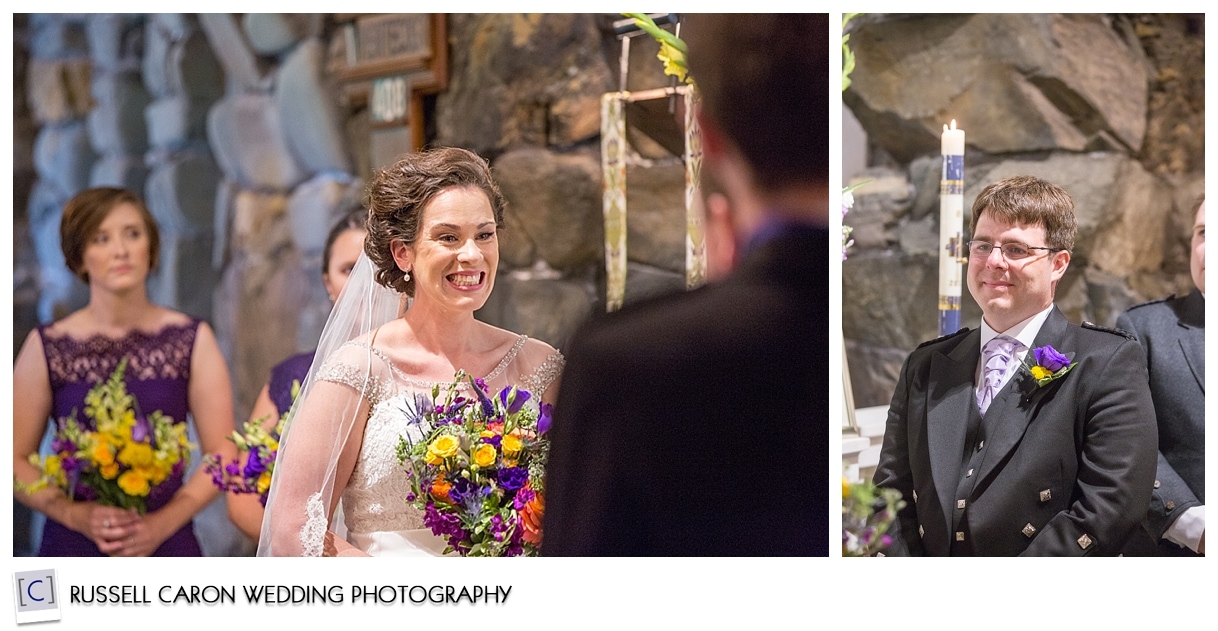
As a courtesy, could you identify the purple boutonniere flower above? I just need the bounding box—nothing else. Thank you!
[1025,345,1077,387]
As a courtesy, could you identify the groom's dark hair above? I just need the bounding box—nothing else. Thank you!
[684,13,828,190]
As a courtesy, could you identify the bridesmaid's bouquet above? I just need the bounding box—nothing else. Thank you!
[203,382,296,506]
[19,358,193,513]
[397,371,551,556]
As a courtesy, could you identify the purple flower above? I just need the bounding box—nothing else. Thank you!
[1034,345,1071,372]
[497,466,528,492]
[498,387,532,414]
[243,449,269,478]
[513,487,536,510]
[131,415,150,443]
[537,403,553,435]
[469,375,496,418]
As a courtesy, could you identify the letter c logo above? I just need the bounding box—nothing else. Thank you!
[27,579,45,602]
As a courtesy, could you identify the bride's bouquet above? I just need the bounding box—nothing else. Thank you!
[203,382,296,506]
[397,371,551,556]
[19,358,193,513]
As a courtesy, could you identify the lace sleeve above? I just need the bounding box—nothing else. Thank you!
[316,358,392,407]
[519,350,565,397]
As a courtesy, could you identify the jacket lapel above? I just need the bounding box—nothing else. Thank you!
[1177,289,1205,393]
[926,328,980,526]
[974,308,1073,486]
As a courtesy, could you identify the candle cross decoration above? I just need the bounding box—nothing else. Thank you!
[939,119,966,336]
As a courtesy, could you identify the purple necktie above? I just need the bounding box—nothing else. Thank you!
[978,335,1019,416]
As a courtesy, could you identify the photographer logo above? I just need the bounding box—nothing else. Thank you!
[13,569,60,624]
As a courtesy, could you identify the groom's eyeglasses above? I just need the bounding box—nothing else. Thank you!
[966,241,1063,261]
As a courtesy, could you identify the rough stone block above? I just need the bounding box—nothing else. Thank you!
[276,38,353,175]
[167,29,224,102]
[146,95,210,150]
[493,147,602,271]
[207,93,308,191]
[845,14,1148,162]
[89,154,147,192]
[624,162,686,274]
[286,173,362,256]
[438,14,615,153]
[27,58,94,124]
[87,69,150,154]
[199,13,268,94]
[242,13,320,56]
[144,152,221,238]
[34,121,96,198]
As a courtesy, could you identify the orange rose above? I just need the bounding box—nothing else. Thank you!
[520,492,544,545]
[430,475,453,503]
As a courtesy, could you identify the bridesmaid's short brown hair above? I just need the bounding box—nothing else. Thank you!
[60,187,161,282]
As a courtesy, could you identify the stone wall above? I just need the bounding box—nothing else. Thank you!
[842,13,1205,409]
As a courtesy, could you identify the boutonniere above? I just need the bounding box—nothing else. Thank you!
[1023,345,1077,387]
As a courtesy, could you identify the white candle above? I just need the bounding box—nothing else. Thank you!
[941,119,965,155]
[938,119,965,335]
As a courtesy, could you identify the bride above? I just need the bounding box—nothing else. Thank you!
[258,148,563,556]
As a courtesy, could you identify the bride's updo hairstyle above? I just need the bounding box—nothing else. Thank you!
[364,147,506,296]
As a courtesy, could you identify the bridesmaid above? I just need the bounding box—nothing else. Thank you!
[13,187,237,556]
[226,207,368,541]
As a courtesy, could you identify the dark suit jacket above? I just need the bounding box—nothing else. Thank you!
[1117,289,1205,556]
[542,224,828,556]
[874,307,1158,556]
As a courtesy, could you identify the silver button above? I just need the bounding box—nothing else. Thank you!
[1154,480,1161,489]
[1166,501,1176,511]
[912,490,918,502]
[956,532,965,541]
[918,525,925,537]
[1039,489,1052,502]
[957,499,966,509]
[1077,534,1093,549]
[1022,523,1037,537]
[977,440,984,450]
[967,468,974,477]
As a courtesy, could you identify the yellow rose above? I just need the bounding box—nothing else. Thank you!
[45,454,62,477]
[92,441,116,466]
[427,434,461,461]
[118,442,154,467]
[473,444,497,468]
[100,462,120,480]
[502,434,523,457]
[117,470,151,496]
[1031,365,1052,380]
[425,450,443,466]
[257,471,272,495]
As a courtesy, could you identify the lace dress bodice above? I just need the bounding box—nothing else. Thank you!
[34,319,205,556]
[315,335,563,552]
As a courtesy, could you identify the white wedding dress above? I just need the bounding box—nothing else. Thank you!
[314,336,562,556]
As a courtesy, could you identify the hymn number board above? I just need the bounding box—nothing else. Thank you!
[333,13,448,151]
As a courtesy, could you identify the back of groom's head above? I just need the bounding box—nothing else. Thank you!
[685,13,828,191]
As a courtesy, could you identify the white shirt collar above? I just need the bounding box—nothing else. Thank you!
[979,304,1055,357]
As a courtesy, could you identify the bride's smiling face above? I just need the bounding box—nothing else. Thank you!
[393,186,499,312]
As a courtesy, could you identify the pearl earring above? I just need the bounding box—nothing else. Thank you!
[404,270,411,282]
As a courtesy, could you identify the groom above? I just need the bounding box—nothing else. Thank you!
[874,176,1158,556]
[542,14,828,556]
